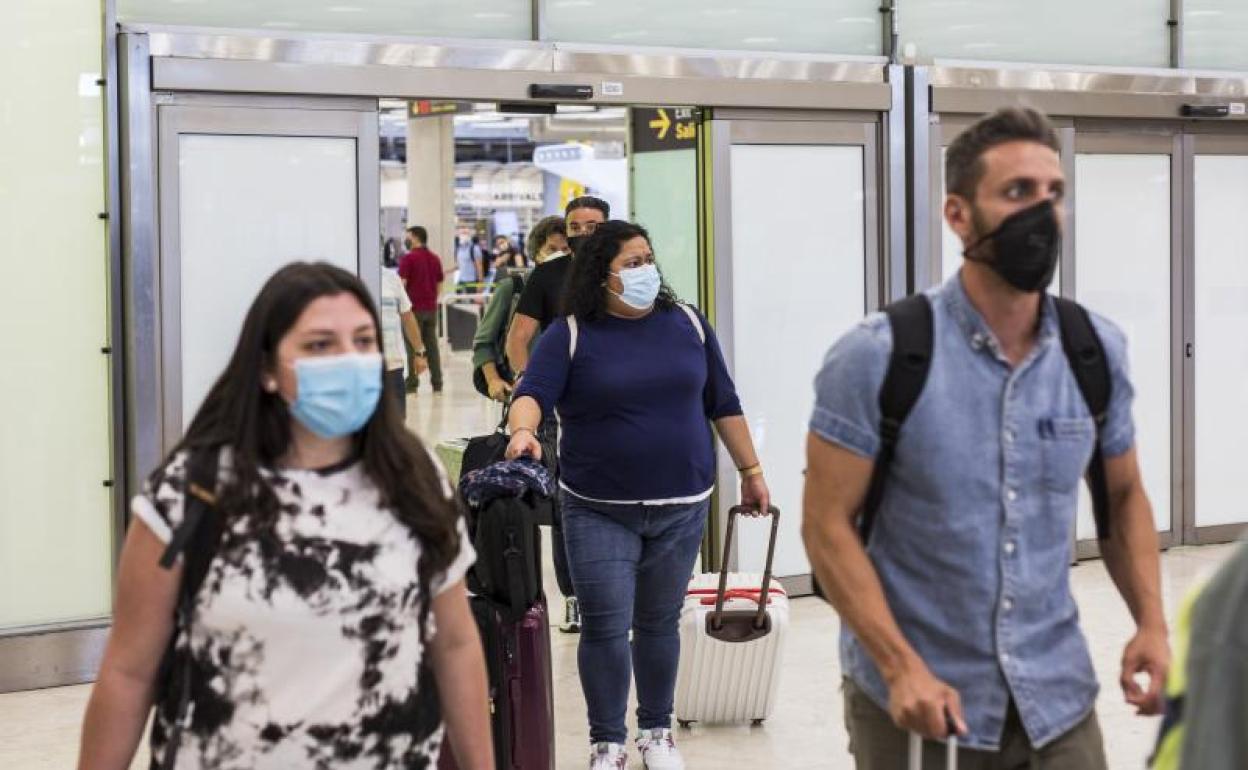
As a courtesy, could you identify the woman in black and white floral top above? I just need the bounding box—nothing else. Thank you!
[79,263,493,770]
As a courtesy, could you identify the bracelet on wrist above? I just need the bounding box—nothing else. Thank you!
[738,464,763,479]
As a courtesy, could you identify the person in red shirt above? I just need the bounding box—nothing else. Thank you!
[398,225,445,393]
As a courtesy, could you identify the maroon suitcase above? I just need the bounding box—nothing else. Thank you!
[439,595,555,770]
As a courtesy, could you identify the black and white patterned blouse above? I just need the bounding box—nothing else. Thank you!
[132,449,474,769]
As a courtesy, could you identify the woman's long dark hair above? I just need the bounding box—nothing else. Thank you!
[161,262,459,642]
[561,220,679,322]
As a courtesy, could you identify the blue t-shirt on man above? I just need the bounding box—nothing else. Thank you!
[515,306,742,504]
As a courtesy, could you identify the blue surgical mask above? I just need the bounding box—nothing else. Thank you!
[287,353,383,438]
[611,264,661,310]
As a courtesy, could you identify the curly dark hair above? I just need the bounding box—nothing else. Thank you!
[157,262,460,645]
[561,220,679,322]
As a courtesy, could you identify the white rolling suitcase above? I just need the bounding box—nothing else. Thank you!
[674,505,788,727]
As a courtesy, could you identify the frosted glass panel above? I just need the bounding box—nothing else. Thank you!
[901,0,1170,68]
[119,0,530,39]
[632,149,698,307]
[1194,155,1248,528]
[1185,2,1248,71]
[1074,154,1172,538]
[730,144,867,577]
[179,135,358,426]
[0,0,113,628]
[545,0,881,55]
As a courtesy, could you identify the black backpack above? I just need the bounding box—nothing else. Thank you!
[153,449,224,770]
[854,293,1113,546]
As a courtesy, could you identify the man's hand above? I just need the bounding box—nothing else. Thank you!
[413,355,429,375]
[887,662,968,740]
[486,376,512,403]
[1121,627,1170,716]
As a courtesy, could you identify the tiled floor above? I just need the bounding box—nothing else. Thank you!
[1,349,1239,769]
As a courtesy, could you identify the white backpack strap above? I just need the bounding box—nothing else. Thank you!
[677,303,706,345]
[567,316,579,358]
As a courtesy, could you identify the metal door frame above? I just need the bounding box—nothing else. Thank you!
[155,96,380,447]
[702,114,886,596]
[1183,132,1248,545]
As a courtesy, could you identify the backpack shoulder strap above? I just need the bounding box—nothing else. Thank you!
[676,303,707,345]
[567,316,579,359]
[159,449,224,597]
[859,294,935,544]
[1053,297,1114,540]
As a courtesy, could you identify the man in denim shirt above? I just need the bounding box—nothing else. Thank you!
[802,107,1170,768]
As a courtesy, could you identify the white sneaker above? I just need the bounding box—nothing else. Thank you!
[590,742,629,770]
[636,728,685,770]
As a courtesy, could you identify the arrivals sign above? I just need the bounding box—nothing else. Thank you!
[632,107,698,153]
[409,100,469,118]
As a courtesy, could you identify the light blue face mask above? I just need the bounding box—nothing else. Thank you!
[287,353,383,438]
[611,264,661,310]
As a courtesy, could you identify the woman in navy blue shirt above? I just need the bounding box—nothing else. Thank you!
[507,221,770,770]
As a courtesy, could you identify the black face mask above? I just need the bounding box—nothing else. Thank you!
[964,199,1061,293]
[567,235,589,256]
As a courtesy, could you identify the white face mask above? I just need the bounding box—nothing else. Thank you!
[610,264,661,310]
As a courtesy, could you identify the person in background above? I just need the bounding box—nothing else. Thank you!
[455,233,487,293]
[78,262,491,770]
[505,196,610,385]
[473,216,567,403]
[505,196,610,635]
[398,225,444,395]
[381,263,426,418]
[491,234,526,275]
[506,221,770,770]
[802,107,1167,769]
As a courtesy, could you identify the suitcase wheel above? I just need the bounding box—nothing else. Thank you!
[677,720,694,730]
[751,719,765,727]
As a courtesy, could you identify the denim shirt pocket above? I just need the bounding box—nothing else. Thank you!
[1038,416,1096,493]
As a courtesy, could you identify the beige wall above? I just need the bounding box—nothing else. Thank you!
[0,0,113,629]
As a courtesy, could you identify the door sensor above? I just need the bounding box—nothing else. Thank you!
[1181,104,1231,118]
[528,84,594,100]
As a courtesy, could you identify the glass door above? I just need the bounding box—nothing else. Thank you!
[701,115,883,592]
[154,97,380,454]
[1187,133,1248,543]
[1071,131,1181,552]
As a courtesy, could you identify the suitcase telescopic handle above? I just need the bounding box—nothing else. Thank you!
[710,505,780,632]
[907,720,959,770]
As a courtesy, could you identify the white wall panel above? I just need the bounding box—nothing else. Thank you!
[178,135,358,427]
[1074,154,1172,538]
[1194,155,1248,528]
[729,144,866,577]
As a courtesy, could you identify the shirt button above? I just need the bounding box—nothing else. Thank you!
[971,334,985,350]
[1004,429,1015,444]
[1001,652,1011,663]
[1006,489,1018,502]
[1004,541,1016,555]
[1003,598,1014,612]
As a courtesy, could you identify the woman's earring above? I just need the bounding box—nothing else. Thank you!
[264,378,278,393]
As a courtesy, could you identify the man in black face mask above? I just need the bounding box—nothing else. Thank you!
[803,107,1167,769]
[504,194,609,634]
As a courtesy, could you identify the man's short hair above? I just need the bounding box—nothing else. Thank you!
[946,107,1060,201]
[565,195,610,219]
[406,225,428,244]
[528,215,566,253]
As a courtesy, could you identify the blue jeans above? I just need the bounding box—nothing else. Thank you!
[561,493,708,745]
